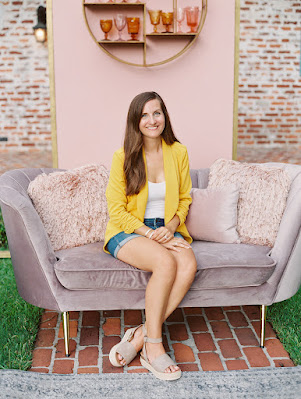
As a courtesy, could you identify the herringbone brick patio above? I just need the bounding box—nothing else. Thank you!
[29,307,295,374]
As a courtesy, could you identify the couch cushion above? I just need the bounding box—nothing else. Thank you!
[27,164,109,251]
[54,241,276,291]
[208,158,292,247]
[186,186,240,244]
[190,241,275,289]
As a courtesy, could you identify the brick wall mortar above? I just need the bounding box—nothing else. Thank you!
[239,0,301,148]
[0,0,51,151]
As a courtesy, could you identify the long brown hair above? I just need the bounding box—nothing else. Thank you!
[123,92,179,196]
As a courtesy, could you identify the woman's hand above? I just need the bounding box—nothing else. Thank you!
[161,237,191,252]
[149,226,174,243]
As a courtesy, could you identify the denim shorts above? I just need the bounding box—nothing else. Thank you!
[106,217,184,258]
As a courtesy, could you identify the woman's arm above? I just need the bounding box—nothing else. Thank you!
[106,151,144,234]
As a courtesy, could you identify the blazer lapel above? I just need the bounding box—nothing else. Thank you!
[136,147,149,219]
[136,139,179,223]
[162,139,179,223]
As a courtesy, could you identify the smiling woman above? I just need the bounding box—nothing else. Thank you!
[104,91,197,380]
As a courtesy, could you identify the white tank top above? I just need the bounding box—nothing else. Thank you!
[144,181,166,219]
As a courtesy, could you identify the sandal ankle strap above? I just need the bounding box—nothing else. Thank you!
[144,336,162,344]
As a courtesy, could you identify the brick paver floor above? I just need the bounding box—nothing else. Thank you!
[1,146,301,177]
[0,149,53,176]
[1,147,299,374]
[237,146,301,164]
[29,307,295,374]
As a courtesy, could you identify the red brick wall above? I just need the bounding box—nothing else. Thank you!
[0,0,51,151]
[238,0,301,148]
[0,0,300,151]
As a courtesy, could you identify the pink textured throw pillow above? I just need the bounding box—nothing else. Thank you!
[28,164,109,251]
[186,186,240,243]
[208,159,292,247]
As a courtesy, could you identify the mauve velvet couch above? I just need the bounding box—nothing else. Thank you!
[0,163,301,357]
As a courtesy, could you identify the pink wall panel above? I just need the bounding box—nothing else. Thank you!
[52,0,236,169]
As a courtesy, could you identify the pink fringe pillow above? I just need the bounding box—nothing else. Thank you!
[208,159,292,247]
[28,164,109,251]
[186,186,240,243]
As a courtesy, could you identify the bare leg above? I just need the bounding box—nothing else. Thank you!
[163,248,197,320]
[114,237,197,374]
[116,236,178,373]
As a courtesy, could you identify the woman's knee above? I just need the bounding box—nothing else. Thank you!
[176,254,197,283]
[152,252,177,283]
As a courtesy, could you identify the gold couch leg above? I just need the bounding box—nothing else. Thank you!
[260,305,267,348]
[62,311,70,357]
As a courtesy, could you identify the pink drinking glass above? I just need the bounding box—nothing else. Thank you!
[114,14,126,41]
[185,6,199,33]
[177,7,185,33]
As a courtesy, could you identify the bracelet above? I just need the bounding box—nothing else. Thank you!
[145,228,152,238]
[148,231,154,239]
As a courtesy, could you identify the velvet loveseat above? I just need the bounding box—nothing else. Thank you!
[0,162,301,357]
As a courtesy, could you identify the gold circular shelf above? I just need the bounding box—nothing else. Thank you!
[83,1,207,67]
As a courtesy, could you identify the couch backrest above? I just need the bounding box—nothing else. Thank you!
[0,168,65,198]
[190,168,210,188]
[190,169,198,188]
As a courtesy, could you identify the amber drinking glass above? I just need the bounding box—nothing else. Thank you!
[127,17,140,40]
[100,19,113,40]
[161,12,173,33]
[148,10,162,33]
[185,6,199,33]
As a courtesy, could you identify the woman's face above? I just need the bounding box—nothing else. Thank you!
[139,99,165,140]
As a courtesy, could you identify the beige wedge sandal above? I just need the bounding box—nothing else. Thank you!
[109,324,143,367]
[140,328,182,381]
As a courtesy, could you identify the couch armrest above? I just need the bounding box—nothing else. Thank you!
[268,172,301,302]
[0,179,62,310]
[272,227,301,303]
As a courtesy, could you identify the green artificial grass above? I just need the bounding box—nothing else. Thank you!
[267,287,301,366]
[0,209,8,250]
[0,259,43,370]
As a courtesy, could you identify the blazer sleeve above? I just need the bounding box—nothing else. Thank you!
[106,151,144,234]
[175,148,192,226]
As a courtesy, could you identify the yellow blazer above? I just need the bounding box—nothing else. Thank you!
[103,138,192,253]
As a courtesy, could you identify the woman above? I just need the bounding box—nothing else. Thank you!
[103,92,197,381]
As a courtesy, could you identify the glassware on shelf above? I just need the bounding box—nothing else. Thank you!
[126,17,140,40]
[107,0,115,3]
[176,7,185,33]
[114,14,126,41]
[161,12,173,33]
[185,7,199,33]
[148,10,162,33]
[100,19,113,41]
